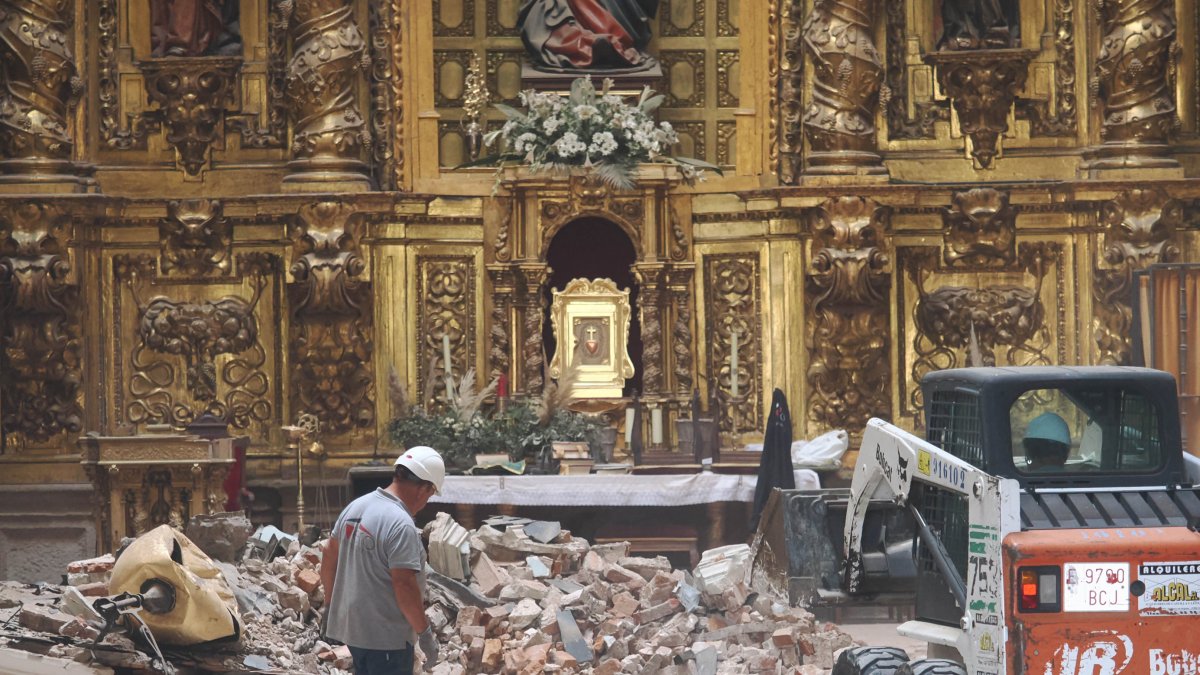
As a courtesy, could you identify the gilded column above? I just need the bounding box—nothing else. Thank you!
[1093,189,1180,365]
[806,197,891,433]
[0,0,87,189]
[487,267,514,380]
[668,267,695,396]
[1086,0,1179,170]
[800,0,887,177]
[515,264,548,394]
[283,0,373,190]
[635,264,666,396]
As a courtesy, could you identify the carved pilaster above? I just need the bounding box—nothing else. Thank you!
[779,0,807,182]
[416,255,476,403]
[800,0,887,177]
[1093,189,1180,364]
[515,265,548,394]
[0,200,81,444]
[283,0,373,190]
[635,264,666,395]
[925,49,1035,168]
[667,267,695,395]
[487,267,514,379]
[806,197,890,433]
[942,188,1017,267]
[705,254,762,432]
[159,199,232,277]
[0,0,86,188]
[1086,0,1180,170]
[289,201,375,434]
[138,58,242,177]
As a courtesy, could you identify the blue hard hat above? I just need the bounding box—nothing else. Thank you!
[1026,412,1070,446]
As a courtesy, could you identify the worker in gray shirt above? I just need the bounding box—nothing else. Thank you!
[322,446,445,674]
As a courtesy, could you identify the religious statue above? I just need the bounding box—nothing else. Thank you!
[937,0,1020,50]
[151,0,243,57]
[518,0,659,72]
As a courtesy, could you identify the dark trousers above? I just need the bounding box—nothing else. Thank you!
[348,645,414,675]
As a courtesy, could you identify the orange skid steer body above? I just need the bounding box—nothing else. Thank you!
[1006,527,1200,674]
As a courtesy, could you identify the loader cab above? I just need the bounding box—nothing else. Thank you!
[920,366,1186,489]
[912,366,1188,627]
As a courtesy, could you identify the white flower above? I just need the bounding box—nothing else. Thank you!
[575,104,598,120]
[543,116,562,134]
[588,131,618,156]
[553,131,586,158]
[513,132,538,154]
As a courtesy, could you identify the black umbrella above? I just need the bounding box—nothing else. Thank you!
[752,389,796,528]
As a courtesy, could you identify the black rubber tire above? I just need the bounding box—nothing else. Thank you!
[896,658,968,675]
[831,646,911,675]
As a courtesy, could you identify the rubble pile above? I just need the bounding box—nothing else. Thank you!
[0,511,853,674]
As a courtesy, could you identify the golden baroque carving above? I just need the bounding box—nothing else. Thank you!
[487,267,513,378]
[1088,0,1179,168]
[516,265,548,394]
[494,196,513,262]
[416,256,476,403]
[667,267,695,395]
[806,197,890,433]
[283,0,373,185]
[138,57,242,176]
[635,265,665,394]
[0,200,82,443]
[540,175,643,254]
[116,254,274,430]
[1093,189,1181,365]
[0,0,83,178]
[1014,0,1078,137]
[908,244,1058,411]
[159,199,232,277]
[97,0,153,149]
[367,0,401,188]
[942,187,1017,267]
[884,0,948,141]
[705,254,761,432]
[289,201,375,433]
[801,0,886,176]
[925,49,1034,169]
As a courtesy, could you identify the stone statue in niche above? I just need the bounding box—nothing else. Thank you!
[937,0,1020,49]
[151,0,243,57]
[519,0,659,72]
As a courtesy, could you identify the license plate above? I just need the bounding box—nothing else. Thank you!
[1064,562,1130,612]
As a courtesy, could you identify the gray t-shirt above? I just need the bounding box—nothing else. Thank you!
[325,488,427,650]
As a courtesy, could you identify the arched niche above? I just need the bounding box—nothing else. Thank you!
[542,217,643,395]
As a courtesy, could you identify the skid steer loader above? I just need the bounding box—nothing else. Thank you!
[760,366,1200,674]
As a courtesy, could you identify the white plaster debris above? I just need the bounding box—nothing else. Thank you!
[0,512,851,673]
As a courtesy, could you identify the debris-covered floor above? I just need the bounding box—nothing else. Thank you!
[0,510,860,674]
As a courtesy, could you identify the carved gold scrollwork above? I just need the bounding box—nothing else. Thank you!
[138,57,242,176]
[667,267,695,395]
[283,0,373,186]
[487,267,513,378]
[367,0,401,189]
[942,188,1017,267]
[0,0,84,181]
[806,197,890,433]
[800,0,887,176]
[908,244,1058,412]
[540,175,643,255]
[116,254,274,430]
[1087,0,1179,169]
[417,256,476,403]
[0,200,82,443]
[1014,0,1078,137]
[635,265,665,395]
[925,49,1035,168]
[778,0,806,182]
[1093,189,1181,365]
[494,196,513,262]
[705,254,762,432]
[229,0,288,148]
[289,201,375,434]
[884,0,949,141]
[159,199,232,277]
[516,265,548,394]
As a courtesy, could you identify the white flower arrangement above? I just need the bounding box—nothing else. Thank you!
[468,77,720,190]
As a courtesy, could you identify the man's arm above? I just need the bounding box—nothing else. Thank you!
[389,568,430,634]
[320,537,339,609]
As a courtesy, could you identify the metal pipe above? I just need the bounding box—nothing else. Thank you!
[907,502,968,612]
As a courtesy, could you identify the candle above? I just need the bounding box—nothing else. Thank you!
[497,373,508,398]
[651,406,663,445]
[730,328,739,399]
[442,333,454,399]
[625,406,635,444]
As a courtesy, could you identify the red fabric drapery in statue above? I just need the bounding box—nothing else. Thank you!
[520,0,659,71]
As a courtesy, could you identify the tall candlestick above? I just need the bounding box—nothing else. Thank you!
[730,328,739,398]
[497,373,508,398]
[651,405,663,445]
[625,406,635,444]
[442,333,453,400]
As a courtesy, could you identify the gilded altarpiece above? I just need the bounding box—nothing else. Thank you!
[107,253,282,442]
[699,250,763,433]
[414,253,480,404]
[431,0,740,166]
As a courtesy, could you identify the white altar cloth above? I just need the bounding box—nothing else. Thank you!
[427,470,820,507]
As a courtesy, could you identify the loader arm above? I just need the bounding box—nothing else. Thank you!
[842,418,1021,672]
